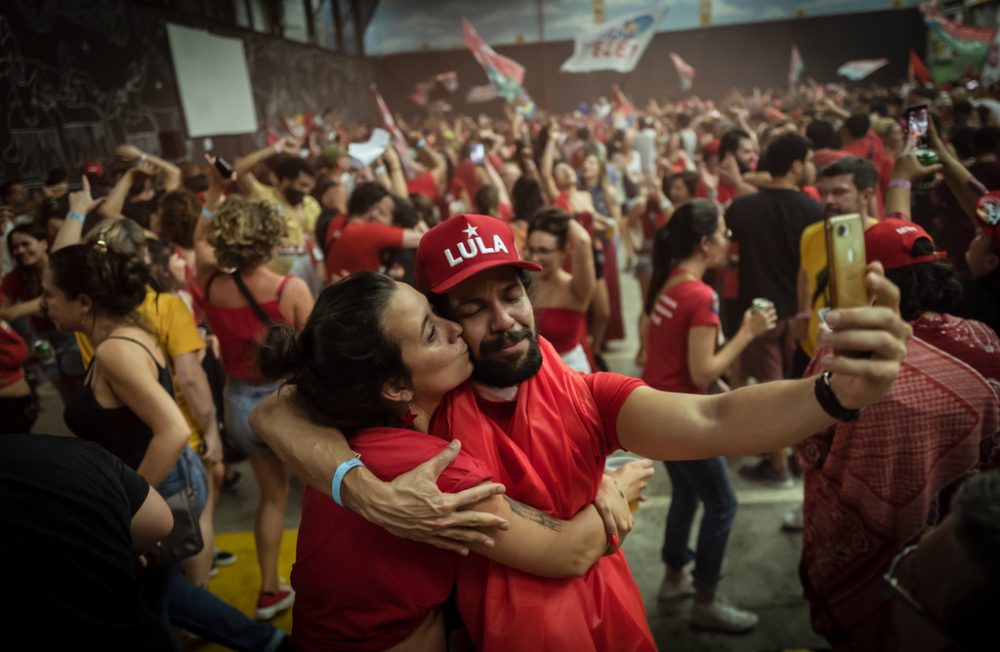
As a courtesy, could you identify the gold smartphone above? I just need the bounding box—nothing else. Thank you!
[825,213,868,309]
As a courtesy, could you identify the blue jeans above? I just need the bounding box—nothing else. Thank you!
[154,448,285,652]
[224,378,282,458]
[661,457,738,592]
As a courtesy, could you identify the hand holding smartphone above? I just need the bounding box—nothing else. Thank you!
[470,143,485,165]
[825,213,868,310]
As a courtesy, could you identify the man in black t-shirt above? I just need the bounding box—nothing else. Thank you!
[0,434,174,651]
[726,133,822,486]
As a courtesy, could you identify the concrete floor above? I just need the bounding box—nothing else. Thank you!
[32,262,829,651]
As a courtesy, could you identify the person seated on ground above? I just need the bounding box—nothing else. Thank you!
[641,200,776,632]
[885,469,1000,652]
[0,434,175,651]
[258,272,648,652]
[525,209,596,372]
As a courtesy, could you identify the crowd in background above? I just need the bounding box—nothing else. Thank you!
[1,72,999,652]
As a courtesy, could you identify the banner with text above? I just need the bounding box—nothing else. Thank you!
[561,7,667,73]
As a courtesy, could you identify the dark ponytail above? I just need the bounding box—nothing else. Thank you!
[644,199,719,315]
[257,272,412,435]
[48,241,150,319]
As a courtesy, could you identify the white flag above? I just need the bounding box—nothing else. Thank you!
[982,29,1000,87]
[837,58,889,81]
[561,7,668,74]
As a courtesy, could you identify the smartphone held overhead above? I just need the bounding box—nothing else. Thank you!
[905,104,939,166]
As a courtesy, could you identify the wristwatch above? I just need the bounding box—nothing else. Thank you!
[814,371,861,422]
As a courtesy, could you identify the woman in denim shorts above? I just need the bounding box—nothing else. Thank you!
[196,181,314,620]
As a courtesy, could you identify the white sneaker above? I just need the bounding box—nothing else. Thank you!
[782,504,804,531]
[690,601,758,633]
[657,573,696,602]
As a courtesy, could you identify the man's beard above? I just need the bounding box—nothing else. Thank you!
[284,188,305,206]
[472,327,543,388]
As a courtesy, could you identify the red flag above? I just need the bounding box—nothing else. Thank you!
[670,52,695,91]
[909,49,931,85]
[462,18,525,86]
[265,127,283,147]
[370,83,416,176]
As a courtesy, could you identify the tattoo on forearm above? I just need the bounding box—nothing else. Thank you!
[503,496,562,532]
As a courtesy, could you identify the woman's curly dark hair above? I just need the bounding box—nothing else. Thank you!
[885,238,963,321]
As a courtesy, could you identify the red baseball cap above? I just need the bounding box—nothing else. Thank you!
[415,214,541,294]
[82,161,104,178]
[864,218,946,270]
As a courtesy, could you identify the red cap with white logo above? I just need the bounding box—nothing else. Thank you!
[864,218,946,270]
[415,214,541,293]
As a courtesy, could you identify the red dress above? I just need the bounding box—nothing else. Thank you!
[433,338,656,652]
[292,428,491,652]
[536,307,587,355]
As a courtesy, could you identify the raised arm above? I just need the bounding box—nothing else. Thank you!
[249,388,508,554]
[97,166,136,220]
[617,265,910,459]
[927,120,982,221]
[540,128,560,204]
[884,147,941,219]
[117,144,181,192]
[234,137,300,194]
[566,218,596,310]
[383,146,410,198]
[53,176,104,252]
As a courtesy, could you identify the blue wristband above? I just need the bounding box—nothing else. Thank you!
[332,457,364,507]
[67,211,86,223]
[201,207,216,218]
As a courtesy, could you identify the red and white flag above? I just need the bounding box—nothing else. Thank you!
[837,58,889,81]
[462,19,525,86]
[370,83,416,176]
[670,52,695,91]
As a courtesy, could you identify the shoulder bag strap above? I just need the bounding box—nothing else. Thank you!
[230,272,272,326]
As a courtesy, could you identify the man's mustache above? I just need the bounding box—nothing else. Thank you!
[479,328,531,356]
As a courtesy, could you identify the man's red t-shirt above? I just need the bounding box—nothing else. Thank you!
[433,339,656,651]
[406,171,439,203]
[325,220,405,277]
[642,273,720,394]
[292,428,491,652]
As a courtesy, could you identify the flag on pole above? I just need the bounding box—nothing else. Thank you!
[462,18,534,115]
[982,30,1000,87]
[370,83,416,176]
[560,6,668,73]
[908,50,931,84]
[789,45,804,87]
[670,52,695,91]
[837,58,889,81]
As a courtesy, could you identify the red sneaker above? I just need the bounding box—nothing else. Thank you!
[256,588,295,619]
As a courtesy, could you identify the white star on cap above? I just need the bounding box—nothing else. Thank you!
[462,224,479,238]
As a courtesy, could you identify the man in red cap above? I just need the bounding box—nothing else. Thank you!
[252,213,911,647]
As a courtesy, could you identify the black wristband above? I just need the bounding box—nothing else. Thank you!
[814,371,861,422]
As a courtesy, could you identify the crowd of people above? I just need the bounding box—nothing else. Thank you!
[1,66,999,652]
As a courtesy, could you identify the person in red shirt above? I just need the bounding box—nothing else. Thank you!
[324,182,425,279]
[639,200,775,632]
[254,213,911,651]
[0,316,33,433]
[258,272,633,652]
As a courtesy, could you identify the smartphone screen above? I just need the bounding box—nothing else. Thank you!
[470,143,485,164]
[214,157,233,179]
[905,104,929,149]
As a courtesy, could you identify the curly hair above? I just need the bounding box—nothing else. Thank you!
[157,189,200,248]
[206,195,286,270]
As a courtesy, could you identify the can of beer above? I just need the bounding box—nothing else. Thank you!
[752,297,773,312]
[33,339,55,366]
